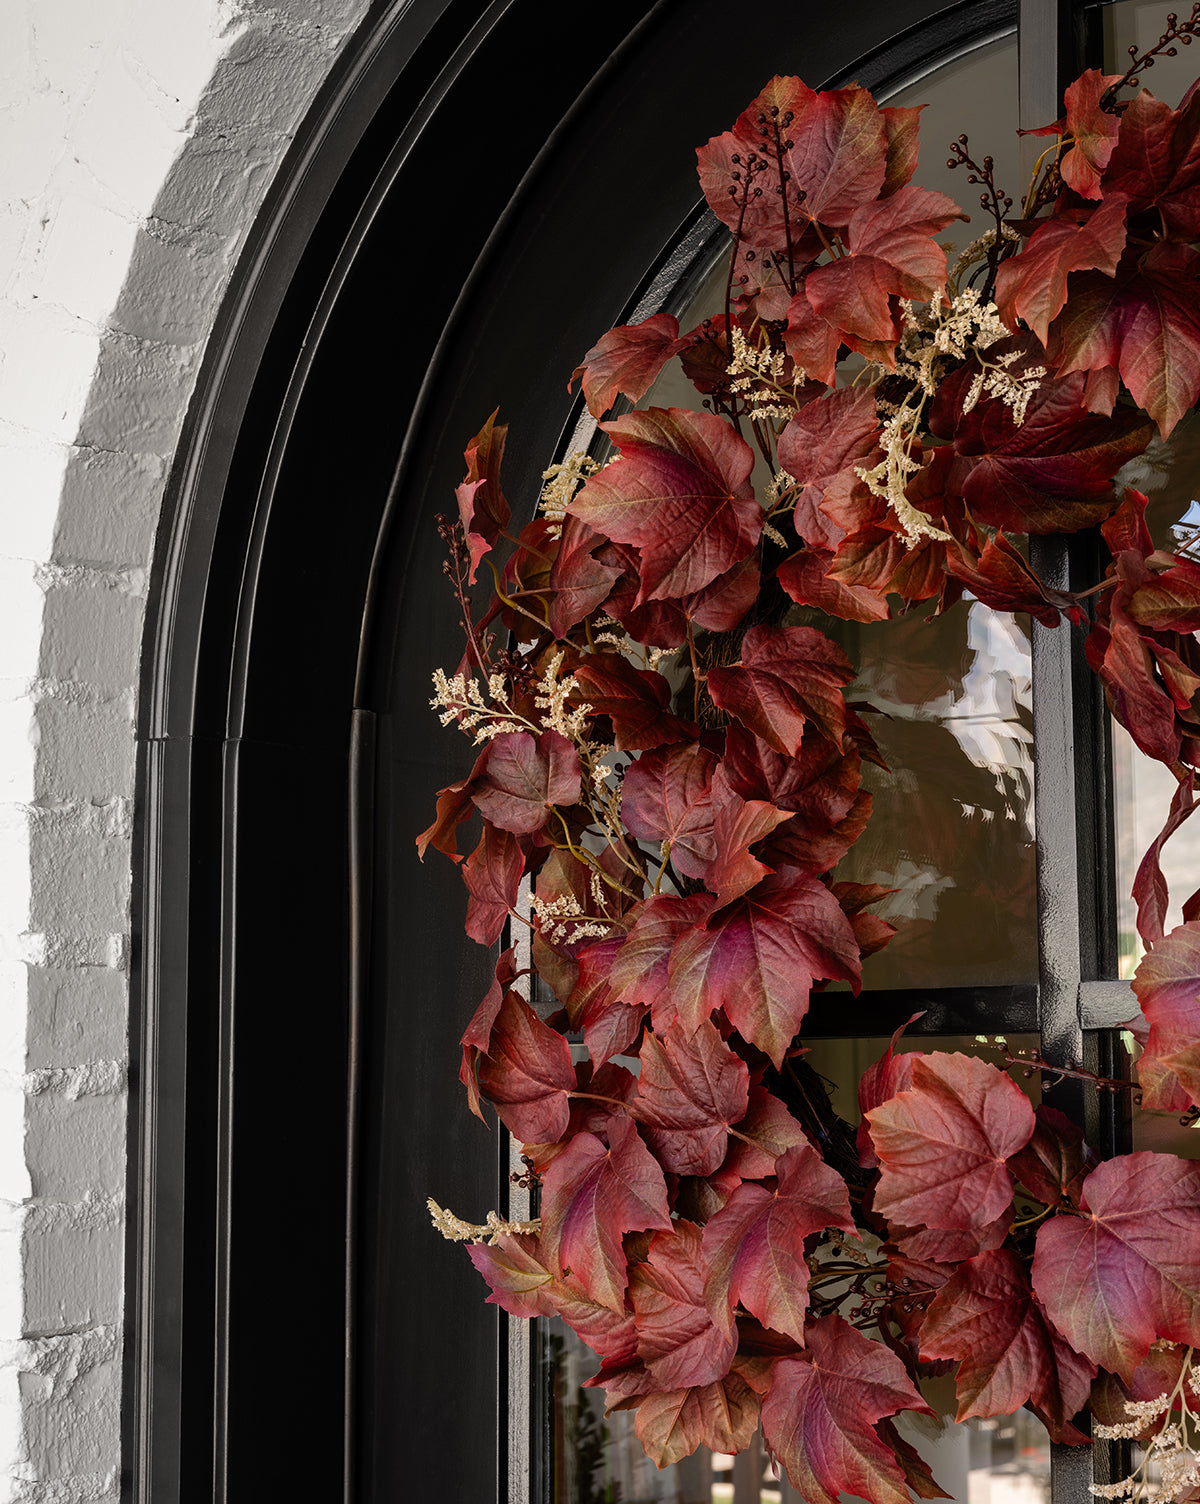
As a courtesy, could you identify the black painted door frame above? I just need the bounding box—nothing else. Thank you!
[126,1,1129,1499]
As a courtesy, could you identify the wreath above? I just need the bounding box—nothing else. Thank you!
[422,11,1200,1500]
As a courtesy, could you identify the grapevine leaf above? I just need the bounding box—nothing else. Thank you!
[761,1315,933,1504]
[1051,245,1200,439]
[631,1220,737,1389]
[704,772,794,906]
[574,652,696,751]
[1132,921,1200,1111]
[1007,1104,1098,1209]
[1060,69,1125,198]
[456,409,510,582]
[546,514,623,639]
[569,313,686,418]
[667,869,861,1065]
[1102,88,1200,241]
[777,386,884,551]
[945,534,1081,627]
[621,741,717,878]
[778,547,892,623]
[1031,1151,1200,1376]
[476,989,576,1143]
[993,192,1128,343]
[470,730,581,835]
[805,185,966,345]
[462,822,525,945]
[918,1247,1097,1441]
[607,893,716,1026]
[569,406,761,602]
[867,1053,1034,1231]
[702,1142,856,1345]
[632,1370,760,1468]
[1133,774,1198,950]
[855,1015,921,1169]
[881,105,923,196]
[707,624,854,756]
[634,1015,750,1176]
[722,1083,811,1178]
[539,1114,673,1313]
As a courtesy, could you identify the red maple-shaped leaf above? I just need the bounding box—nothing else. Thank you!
[1007,1104,1098,1209]
[784,85,890,228]
[704,771,794,907]
[1061,69,1125,198]
[569,407,761,601]
[1133,774,1198,949]
[722,1082,811,1178]
[1032,1151,1200,1376]
[633,1369,760,1468]
[459,946,519,1120]
[1132,921,1200,1112]
[855,1016,920,1169]
[1102,88,1200,241]
[707,624,854,756]
[475,989,575,1142]
[546,513,623,639]
[634,1015,750,1176]
[993,192,1128,343]
[779,546,892,624]
[606,892,715,1027]
[469,1232,639,1362]
[1051,244,1200,439]
[455,410,510,583]
[866,1053,1034,1231]
[569,313,686,418]
[881,105,923,196]
[945,534,1081,627]
[761,1315,933,1504]
[918,1247,1097,1442]
[703,1142,855,1345]
[805,185,966,345]
[462,822,525,945]
[668,869,861,1065]
[539,1114,673,1313]
[470,730,581,834]
[630,1220,737,1389]
[777,386,883,551]
[621,741,717,878]
[574,652,695,752]
[931,362,1152,533]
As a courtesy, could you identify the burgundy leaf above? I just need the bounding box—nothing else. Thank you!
[547,513,623,639]
[1132,921,1200,1112]
[476,989,575,1143]
[539,1114,673,1313]
[722,1083,811,1178]
[574,652,696,752]
[993,193,1128,343]
[856,1015,921,1169]
[456,410,510,583]
[630,1220,737,1389]
[634,1015,750,1176]
[606,893,716,1027]
[462,822,525,945]
[867,1053,1034,1231]
[761,1315,933,1504]
[704,772,794,907]
[778,546,891,623]
[777,386,883,551]
[918,1247,1096,1441]
[668,869,861,1065]
[1007,1104,1098,1209]
[569,406,761,602]
[707,624,854,755]
[1031,1151,1200,1376]
[1061,69,1125,197]
[1133,773,1198,950]
[470,730,581,834]
[632,1370,760,1468]
[703,1142,855,1345]
[569,313,686,418]
[945,534,1081,627]
[621,741,717,878]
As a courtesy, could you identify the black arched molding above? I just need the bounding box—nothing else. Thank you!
[129,2,1018,1499]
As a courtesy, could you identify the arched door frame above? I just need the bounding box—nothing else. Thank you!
[127,2,1070,1498]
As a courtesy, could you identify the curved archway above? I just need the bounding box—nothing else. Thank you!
[132,1,1019,1497]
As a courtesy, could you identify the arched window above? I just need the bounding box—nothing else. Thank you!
[130,2,1196,1500]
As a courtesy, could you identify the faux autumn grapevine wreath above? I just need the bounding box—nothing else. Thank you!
[422,13,1200,1501]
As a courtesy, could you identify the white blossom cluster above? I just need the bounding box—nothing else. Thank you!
[528,890,613,945]
[1092,1347,1200,1504]
[427,1197,541,1246]
[533,650,593,742]
[430,667,531,742]
[726,324,795,421]
[539,451,602,535]
[855,287,1045,547]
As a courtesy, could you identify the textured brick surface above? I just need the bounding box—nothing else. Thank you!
[0,0,368,1494]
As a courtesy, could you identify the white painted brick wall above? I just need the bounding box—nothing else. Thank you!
[0,0,369,1495]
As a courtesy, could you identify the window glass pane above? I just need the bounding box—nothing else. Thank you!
[1103,3,1200,107]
